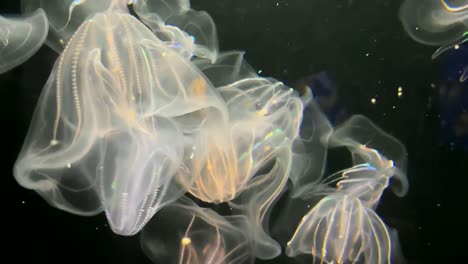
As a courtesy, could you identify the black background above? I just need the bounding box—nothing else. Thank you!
[2,0,466,263]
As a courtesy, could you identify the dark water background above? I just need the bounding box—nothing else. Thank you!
[2,0,466,263]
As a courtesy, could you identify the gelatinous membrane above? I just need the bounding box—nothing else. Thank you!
[133,0,219,62]
[286,193,392,264]
[177,77,304,204]
[287,99,333,199]
[21,0,118,53]
[182,51,313,260]
[286,115,409,264]
[232,148,295,260]
[140,197,254,264]
[328,115,409,199]
[193,51,258,87]
[22,0,219,60]
[14,5,227,236]
[0,9,48,73]
[399,0,468,58]
[177,54,307,258]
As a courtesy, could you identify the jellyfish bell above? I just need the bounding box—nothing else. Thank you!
[14,3,227,236]
[286,193,393,264]
[399,0,468,58]
[177,77,304,204]
[0,8,48,74]
[284,115,409,264]
[284,161,398,263]
[173,68,307,259]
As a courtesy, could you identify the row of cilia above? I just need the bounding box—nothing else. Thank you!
[2,1,408,263]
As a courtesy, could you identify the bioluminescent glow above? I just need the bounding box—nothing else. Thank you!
[6,0,411,263]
